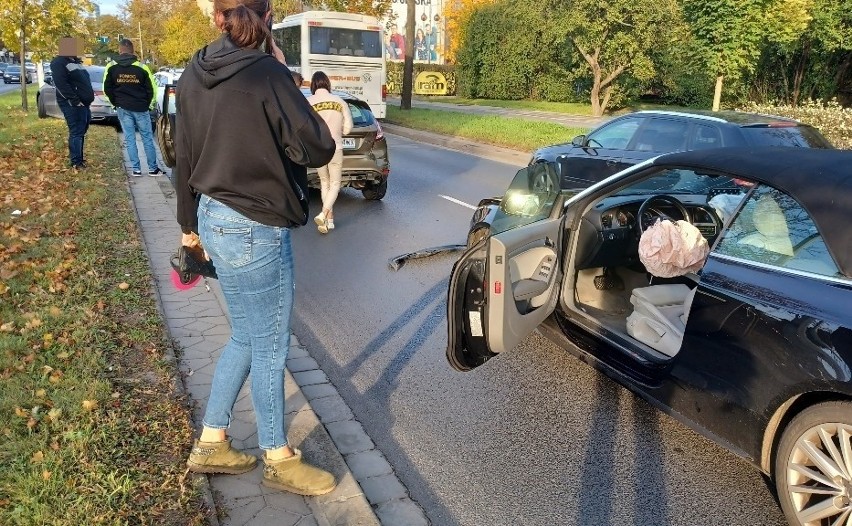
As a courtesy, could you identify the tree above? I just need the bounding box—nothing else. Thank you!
[311,0,393,20]
[159,0,218,65]
[271,0,303,21]
[442,0,493,63]
[0,0,94,109]
[124,0,171,64]
[547,0,683,116]
[682,0,811,111]
[400,0,414,109]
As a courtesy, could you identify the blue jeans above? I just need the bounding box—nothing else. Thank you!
[57,99,90,167]
[197,195,294,450]
[117,108,158,172]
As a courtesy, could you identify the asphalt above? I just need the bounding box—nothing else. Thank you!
[121,100,561,526]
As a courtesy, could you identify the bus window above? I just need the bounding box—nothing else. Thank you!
[273,26,301,66]
[309,27,382,58]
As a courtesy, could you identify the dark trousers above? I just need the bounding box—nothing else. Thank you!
[57,99,91,167]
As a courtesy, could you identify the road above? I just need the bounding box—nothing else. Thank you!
[289,134,789,525]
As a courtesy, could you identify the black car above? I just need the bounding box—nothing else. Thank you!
[448,148,852,526]
[531,110,834,189]
[3,65,32,84]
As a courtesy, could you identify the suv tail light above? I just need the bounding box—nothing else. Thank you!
[381,83,387,100]
[375,118,384,140]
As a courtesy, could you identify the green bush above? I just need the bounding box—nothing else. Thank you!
[738,99,852,149]
[386,62,458,96]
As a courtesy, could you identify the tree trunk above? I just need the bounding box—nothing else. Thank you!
[589,64,602,117]
[791,40,810,107]
[19,30,27,112]
[400,0,416,110]
[712,75,723,112]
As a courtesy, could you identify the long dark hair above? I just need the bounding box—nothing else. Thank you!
[310,71,331,94]
[214,0,271,49]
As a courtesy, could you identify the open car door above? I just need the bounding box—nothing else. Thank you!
[447,163,567,371]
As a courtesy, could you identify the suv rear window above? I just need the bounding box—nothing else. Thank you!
[348,101,374,127]
[741,126,832,148]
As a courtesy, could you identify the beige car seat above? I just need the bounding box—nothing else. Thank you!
[626,284,696,357]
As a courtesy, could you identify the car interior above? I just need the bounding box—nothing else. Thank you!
[543,166,843,362]
[557,168,753,360]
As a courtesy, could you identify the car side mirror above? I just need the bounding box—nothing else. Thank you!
[571,135,586,147]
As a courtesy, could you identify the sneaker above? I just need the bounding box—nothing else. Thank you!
[327,219,335,230]
[314,213,328,234]
[186,438,257,475]
[148,167,164,176]
[132,170,143,176]
[262,449,336,496]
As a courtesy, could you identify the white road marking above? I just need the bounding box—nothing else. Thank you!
[439,194,477,210]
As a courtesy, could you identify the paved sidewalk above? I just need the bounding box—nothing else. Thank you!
[119,136,387,526]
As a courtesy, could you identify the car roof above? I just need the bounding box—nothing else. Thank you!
[633,109,804,126]
[654,147,852,276]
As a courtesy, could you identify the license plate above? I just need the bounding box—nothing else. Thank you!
[342,138,356,149]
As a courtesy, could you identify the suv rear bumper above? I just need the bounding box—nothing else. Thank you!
[306,156,389,188]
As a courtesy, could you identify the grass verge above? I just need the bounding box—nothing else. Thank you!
[385,105,588,152]
[0,93,207,525]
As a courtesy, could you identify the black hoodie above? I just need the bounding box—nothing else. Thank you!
[175,35,335,234]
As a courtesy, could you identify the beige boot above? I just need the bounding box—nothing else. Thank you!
[186,438,257,475]
[262,449,337,495]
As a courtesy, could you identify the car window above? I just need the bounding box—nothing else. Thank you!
[489,163,562,235]
[691,125,722,150]
[611,167,742,196]
[587,118,641,150]
[714,185,841,278]
[631,118,690,152]
[741,126,833,148]
[347,102,374,126]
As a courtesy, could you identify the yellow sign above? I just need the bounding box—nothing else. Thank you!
[414,71,448,95]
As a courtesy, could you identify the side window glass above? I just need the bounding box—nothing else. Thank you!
[587,118,641,150]
[273,27,301,66]
[714,185,841,278]
[691,125,721,150]
[490,162,562,235]
[632,119,690,152]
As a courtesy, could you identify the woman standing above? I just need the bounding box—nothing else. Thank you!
[175,0,338,496]
[307,71,353,234]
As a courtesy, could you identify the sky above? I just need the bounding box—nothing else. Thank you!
[95,1,122,17]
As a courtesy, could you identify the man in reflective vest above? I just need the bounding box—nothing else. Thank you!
[104,39,163,176]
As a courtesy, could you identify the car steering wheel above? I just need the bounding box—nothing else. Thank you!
[637,195,692,234]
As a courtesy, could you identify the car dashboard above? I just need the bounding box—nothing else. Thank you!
[575,194,720,270]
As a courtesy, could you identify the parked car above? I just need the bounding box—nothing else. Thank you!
[3,65,32,84]
[448,147,852,526]
[36,66,117,123]
[0,63,9,75]
[531,110,834,190]
[299,87,390,200]
[153,71,178,115]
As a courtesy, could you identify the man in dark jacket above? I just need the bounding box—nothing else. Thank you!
[50,37,94,170]
[104,39,162,176]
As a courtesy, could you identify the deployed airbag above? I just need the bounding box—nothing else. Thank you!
[638,220,709,278]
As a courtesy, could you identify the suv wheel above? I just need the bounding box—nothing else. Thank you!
[362,178,387,200]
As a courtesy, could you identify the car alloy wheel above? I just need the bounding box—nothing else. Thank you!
[776,402,852,526]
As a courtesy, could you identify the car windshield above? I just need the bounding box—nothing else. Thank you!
[348,102,374,126]
[7,66,20,73]
[612,168,743,196]
[741,126,832,148]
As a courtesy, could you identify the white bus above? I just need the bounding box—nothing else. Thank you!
[273,11,386,118]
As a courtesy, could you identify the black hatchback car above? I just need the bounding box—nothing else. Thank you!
[531,110,834,189]
[448,148,852,526]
